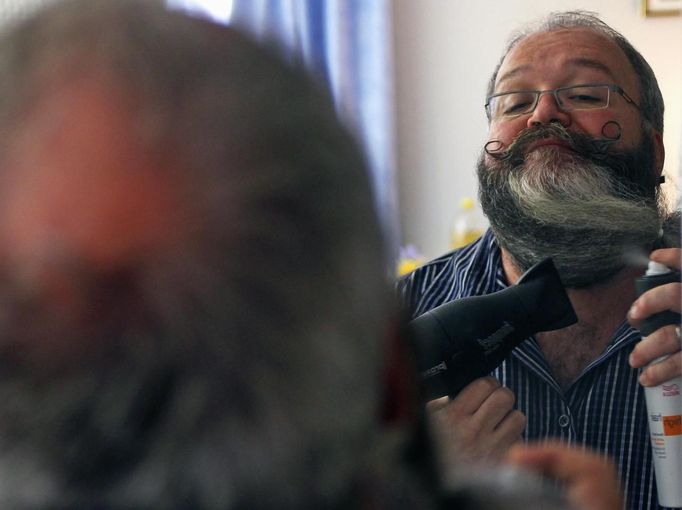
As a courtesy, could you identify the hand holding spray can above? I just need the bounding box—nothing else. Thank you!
[635,261,682,508]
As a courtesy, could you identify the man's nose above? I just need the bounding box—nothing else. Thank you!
[526,92,571,128]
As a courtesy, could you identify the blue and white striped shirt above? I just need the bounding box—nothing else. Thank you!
[397,229,659,510]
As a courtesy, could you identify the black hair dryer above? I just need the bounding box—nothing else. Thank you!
[409,258,577,401]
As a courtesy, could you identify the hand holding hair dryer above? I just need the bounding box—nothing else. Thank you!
[409,258,577,401]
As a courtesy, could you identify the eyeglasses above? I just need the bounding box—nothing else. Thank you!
[485,84,639,121]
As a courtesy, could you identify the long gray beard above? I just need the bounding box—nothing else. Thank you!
[478,130,667,288]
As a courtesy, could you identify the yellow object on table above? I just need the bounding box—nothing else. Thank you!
[396,245,425,277]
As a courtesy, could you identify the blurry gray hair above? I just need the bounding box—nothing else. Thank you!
[0,0,391,508]
[486,11,664,133]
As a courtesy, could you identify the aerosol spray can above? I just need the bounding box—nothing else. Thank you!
[635,261,682,508]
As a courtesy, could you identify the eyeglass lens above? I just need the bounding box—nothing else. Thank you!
[489,85,610,119]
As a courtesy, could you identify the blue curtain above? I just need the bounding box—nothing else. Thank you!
[229,0,398,254]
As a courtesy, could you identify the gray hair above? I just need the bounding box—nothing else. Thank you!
[0,0,391,508]
[486,11,664,133]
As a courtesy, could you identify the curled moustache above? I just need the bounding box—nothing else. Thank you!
[484,121,623,162]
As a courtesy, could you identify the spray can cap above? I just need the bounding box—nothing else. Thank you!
[645,260,670,276]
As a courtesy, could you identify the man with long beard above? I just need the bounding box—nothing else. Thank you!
[0,2,632,509]
[398,11,681,510]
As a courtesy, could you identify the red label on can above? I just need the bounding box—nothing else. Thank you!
[663,415,682,436]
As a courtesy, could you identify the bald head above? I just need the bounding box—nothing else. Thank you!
[2,72,183,267]
[0,1,391,508]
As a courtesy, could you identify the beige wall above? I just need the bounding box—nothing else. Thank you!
[394,0,682,259]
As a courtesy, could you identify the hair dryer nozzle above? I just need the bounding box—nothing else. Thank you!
[409,258,577,400]
[512,258,578,332]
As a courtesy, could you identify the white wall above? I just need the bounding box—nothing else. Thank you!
[393,0,682,259]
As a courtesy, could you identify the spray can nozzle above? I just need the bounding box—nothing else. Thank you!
[635,262,681,336]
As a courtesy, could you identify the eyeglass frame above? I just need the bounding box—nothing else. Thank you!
[484,83,640,121]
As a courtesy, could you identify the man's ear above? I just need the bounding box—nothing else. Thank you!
[652,129,665,176]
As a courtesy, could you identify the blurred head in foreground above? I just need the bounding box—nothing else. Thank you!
[0,0,403,507]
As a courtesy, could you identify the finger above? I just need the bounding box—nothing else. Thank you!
[506,443,622,510]
[506,442,563,474]
[475,385,516,431]
[506,442,614,482]
[426,396,450,413]
[650,248,682,271]
[491,409,526,445]
[449,376,502,416]
[628,282,681,321]
[639,351,682,387]
[629,325,681,368]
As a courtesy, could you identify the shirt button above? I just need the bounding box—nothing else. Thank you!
[558,414,571,428]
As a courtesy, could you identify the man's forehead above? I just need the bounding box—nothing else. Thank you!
[495,28,636,90]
